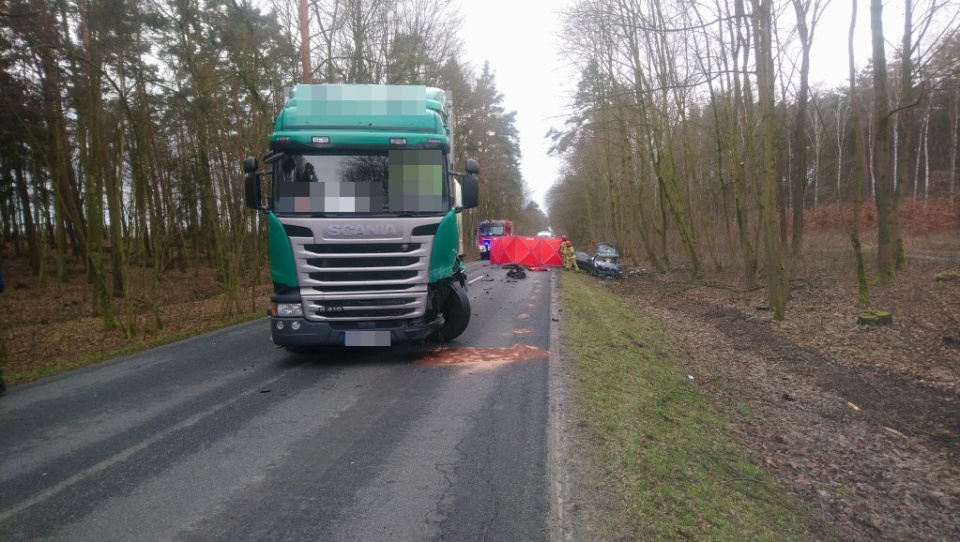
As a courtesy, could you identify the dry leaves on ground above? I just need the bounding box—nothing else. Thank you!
[603,254,960,541]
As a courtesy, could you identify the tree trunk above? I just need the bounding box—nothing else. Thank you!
[33,0,88,280]
[76,0,119,328]
[893,0,914,268]
[790,0,816,255]
[849,0,871,306]
[752,0,787,319]
[949,86,958,203]
[734,0,758,288]
[107,129,131,336]
[870,0,897,280]
[811,97,824,209]
[621,3,665,271]
[630,0,703,278]
[13,163,39,274]
[836,95,847,206]
[300,0,312,82]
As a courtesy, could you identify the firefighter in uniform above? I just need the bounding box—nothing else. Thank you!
[559,236,569,268]
[561,240,579,271]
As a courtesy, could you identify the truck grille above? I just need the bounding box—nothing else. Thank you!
[306,256,419,268]
[304,243,420,254]
[308,270,419,282]
[294,235,432,322]
[311,284,417,293]
[308,298,420,319]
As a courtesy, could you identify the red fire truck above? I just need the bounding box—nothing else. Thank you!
[477,219,514,259]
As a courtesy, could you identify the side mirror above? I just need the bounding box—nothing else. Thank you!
[243,156,259,173]
[465,159,480,175]
[244,172,262,209]
[460,174,479,209]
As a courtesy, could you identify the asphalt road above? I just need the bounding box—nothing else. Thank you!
[0,261,569,541]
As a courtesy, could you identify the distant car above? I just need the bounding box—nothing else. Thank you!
[575,243,622,278]
[537,230,553,238]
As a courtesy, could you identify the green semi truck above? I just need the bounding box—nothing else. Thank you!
[243,84,480,349]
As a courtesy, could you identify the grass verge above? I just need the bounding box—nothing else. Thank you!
[559,272,816,540]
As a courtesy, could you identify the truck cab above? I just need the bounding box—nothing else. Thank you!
[244,84,480,348]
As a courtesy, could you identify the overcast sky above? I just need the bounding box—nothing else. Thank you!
[455,0,573,214]
[453,0,912,216]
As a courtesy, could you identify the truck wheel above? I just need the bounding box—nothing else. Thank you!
[431,283,471,342]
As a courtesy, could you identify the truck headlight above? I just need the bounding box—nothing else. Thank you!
[273,302,303,317]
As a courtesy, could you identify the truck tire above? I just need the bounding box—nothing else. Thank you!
[431,283,471,342]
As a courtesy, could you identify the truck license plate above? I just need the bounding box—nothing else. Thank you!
[344,330,391,347]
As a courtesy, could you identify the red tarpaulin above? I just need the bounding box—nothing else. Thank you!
[489,236,563,267]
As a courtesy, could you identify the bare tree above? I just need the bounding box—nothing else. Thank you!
[789,0,830,255]
[31,0,89,285]
[951,85,959,202]
[849,0,871,305]
[809,89,826,208]
[870,0,898,280]
[732,0,760,287]
[751,0,787,318]
[301,0,312,82]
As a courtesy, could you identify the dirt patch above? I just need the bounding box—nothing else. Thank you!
[696,302,959,439]
[601,254,960,541]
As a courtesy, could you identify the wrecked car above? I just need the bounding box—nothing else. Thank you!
[575,243,622,279]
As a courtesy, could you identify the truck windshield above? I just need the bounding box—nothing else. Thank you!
[272,149,448,215]
[478,224,505,236]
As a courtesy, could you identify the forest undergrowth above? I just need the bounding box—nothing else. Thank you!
[596,226,960,540]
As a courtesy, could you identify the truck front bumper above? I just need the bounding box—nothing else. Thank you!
[270,317,441,346]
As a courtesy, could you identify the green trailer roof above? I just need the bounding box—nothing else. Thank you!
[271,84,450,147]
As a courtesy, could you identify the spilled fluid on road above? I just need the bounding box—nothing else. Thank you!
[414,343,548,366]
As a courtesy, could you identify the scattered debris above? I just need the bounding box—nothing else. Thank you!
[883,426,907,439]
[505,264,527,279]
